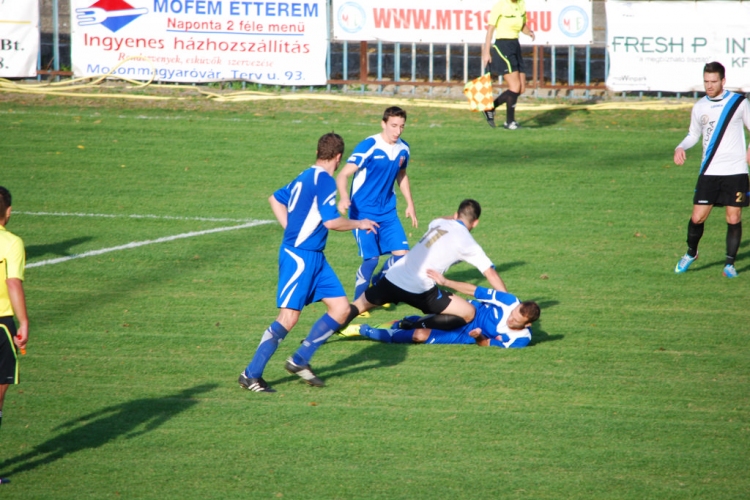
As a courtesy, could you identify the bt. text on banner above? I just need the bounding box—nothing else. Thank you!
[0,0,39,78]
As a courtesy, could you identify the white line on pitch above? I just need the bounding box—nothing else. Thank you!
[16,211,255,223]
[26,220,274,268]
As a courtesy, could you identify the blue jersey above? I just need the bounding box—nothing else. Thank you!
[424,287,531,348]
[273,166,340,252]
[346,134,410,220]
[471,287,532,348]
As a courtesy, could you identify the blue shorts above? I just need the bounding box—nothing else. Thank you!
[353,215,409,260]
[277,245,346,310]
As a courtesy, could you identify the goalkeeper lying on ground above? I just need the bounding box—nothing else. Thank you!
[339,271,540,348]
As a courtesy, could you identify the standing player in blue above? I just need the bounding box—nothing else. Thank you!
[340,271,539,348]
[336,106,418,305]
[238,133,378,393]
[673,62,750,278]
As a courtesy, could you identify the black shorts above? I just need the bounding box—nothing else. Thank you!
[490,38,524,75]
[693,174,750,207]
[0,316,19,385]
[364,278,453,315]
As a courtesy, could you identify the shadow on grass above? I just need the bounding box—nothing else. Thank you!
[528,298,562,347]
[25,236,94,260]
[272,343,408,387]
[523,106,591,128]
[0,384,217,477]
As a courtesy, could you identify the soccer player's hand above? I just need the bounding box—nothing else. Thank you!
[405,205,418,227]
[337,198,351,215]
[469,328,491,346]
[359,219,379,234]
[674,147,686,165]
[426,269,446,285]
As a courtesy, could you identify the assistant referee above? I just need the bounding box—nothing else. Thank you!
[481,0,535,130]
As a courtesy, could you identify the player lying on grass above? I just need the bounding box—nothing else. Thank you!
[339,270,539,348]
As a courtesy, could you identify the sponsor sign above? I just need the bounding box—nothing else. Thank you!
[333,0,592,45]
[607,1,750,92]
[71,0,328,84]
[0,0,39,77]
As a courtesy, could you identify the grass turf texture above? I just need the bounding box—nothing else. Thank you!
[0,94,748,499]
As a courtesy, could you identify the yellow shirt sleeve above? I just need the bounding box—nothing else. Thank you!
[5,237,25,281]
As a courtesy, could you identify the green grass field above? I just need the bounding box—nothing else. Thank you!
[0,92,748,499]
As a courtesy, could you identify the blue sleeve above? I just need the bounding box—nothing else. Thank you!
[346,137,376,168]
[316,173,340,223]
[474,286,518,306]
[273,183,291,206]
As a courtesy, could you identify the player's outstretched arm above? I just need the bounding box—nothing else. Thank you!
[396,170,418,228]
[336,162,358,215]
[483,267,507,293]
[427,269,478,296]
[325,217,379,234]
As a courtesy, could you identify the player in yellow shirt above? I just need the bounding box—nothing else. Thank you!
[481,0,535,130]
[0,186,28,432]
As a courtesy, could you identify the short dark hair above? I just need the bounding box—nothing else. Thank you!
[703,61,725,80]
[0,186,11,214]
[316,132,345,161]
[383,106,407,122]
[457,199,481,223]
[519,301,541,323]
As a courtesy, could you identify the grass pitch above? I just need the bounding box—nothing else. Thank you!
[0,92,748,499]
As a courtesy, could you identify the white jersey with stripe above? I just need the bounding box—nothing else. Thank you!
[385,218,494,294]
[676,90,750,176]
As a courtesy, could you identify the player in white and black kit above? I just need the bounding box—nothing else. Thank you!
[343,199,507,331]
[674,61,750,278]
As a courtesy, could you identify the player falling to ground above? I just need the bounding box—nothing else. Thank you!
[673,61,750,278]
[340,270,539,348]
[0,187,29,435]
[238,133,378,392]
[342,199,508,333]
[336,106,417,308]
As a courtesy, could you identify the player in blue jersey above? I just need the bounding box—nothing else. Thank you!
[238,133,379,393]
[336,106,418,305]
[339,270,539,348]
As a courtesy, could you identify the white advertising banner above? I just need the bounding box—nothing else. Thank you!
[607,1,750,92]
[71,0,328,84]
[0,0,39,78]
[333,0,593,45]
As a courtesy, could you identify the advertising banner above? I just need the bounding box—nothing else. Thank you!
[607,1,750,92]
[0,0,39,78]
[333,0,592,46]
[71,0,328,84]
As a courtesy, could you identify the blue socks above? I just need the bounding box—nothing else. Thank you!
[245,321,288,379]
[360,325,415,343]
[293,313,341,366]
[354,257,379,300]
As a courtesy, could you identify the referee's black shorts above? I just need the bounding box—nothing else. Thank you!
[490,38,525,76]
[364,278,453,315]
[693,174,750,207]
[0,316,19,385]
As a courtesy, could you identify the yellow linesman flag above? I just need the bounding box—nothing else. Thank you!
[463,73,494,112]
